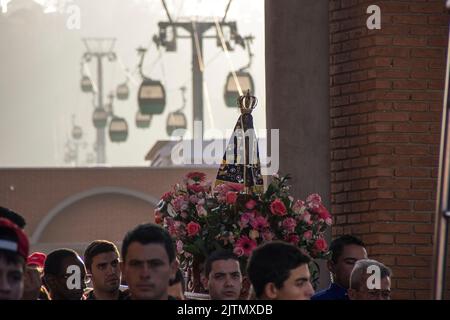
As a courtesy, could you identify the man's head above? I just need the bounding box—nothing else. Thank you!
[168,268,185,300]
[121,223,177,300]
[43,248,87,300]
[84,240,121,295]
[204,250,242,300]
[0,218,29,300]
[247,241,314,300]
[347,259,392,300]
[327,235,367,289]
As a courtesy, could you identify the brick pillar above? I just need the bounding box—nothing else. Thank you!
[330,1,448,299]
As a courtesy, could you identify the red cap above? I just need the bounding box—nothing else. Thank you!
[27,252,46,268]
[0,218,29,260]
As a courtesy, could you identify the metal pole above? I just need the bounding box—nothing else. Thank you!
[96,55,106,163]
[431,2,450,299]
[191,24,204,141]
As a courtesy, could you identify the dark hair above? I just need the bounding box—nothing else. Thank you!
[330,235,365,263]
[247,241,311,299]
[169,269,185,292]
[121,223,175,263]
[0,206,26,229]
[84,240,119,271]
[44,248,79,276]
[205,250,240,278]
[0,226,25,267]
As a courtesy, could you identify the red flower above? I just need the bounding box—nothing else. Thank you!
[186,222,201,237]
[314,237,328,252]
[155,212,162,225]
[270,198,287,216]
[187,184,205,193]
[161,191,173,201]
[226,191,238,205]
[245,199,257,210]
[186,172,206,182]
[313,204,331,220]
[287,234,300,245]
[235,236,257,257]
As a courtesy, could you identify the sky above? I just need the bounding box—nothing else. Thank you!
[0,0,265,167]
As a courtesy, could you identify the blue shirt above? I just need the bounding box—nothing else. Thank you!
[311,283,349,300]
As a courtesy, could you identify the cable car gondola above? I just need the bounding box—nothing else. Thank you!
[224,71,254,107]
[116,82,129,100]
[80,75,93,93]
[136,110,152,128]
[92,107,108,129]
[138,78,166,115]
[109,117,128,142]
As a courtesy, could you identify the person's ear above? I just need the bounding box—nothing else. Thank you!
[263,282,278,300]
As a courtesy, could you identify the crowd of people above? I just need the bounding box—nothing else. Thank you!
[0,206,392,300]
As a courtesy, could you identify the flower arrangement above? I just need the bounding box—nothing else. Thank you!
[155,171,332,288]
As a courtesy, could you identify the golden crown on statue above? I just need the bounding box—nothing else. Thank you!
[238,90,258,114]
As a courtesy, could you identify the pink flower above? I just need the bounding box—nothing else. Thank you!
[186,222,201,237]
[226,191,238,205]
[180,211,188,219]
[270,198,287,216]
[300,212,311,224]
[245,199,257,210]
[292,200,306,214]
[303,230,313,240]
[315,238,328,252]
[186,172,206,182]
[282,218,297,233]
[172,196,188,212]
[189,195,199,204]
[262,231,274,241]
[196,204,207,217]
[306,193,322,209]
[233,246,245,257]
[239,211,255,229]
[235,236,257,257]
[250,216,269,230]
[176,240,184,254]
[325,217,332,226]
[287,234,300,245]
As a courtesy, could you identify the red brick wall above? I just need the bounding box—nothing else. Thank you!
[329,0,448,299]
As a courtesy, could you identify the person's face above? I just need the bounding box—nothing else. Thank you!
[89,251,121,294]
[348,276,391,300]
[48,255,87,300]
[121,242,176,300]
[0,255,24,300]
[329,244,367,288]
[167,281,184,300]
[207,259,242,300]
[266,263,314,300]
